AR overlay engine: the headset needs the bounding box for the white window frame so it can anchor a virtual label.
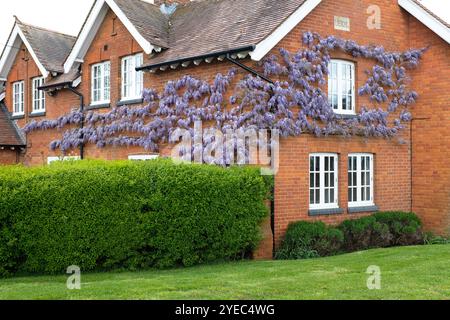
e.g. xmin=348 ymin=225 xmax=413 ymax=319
xmin=91 ymin=61 xmax=110 ymax=105
xmin=128 ymin=154 xmax=159 ymax=161
xmin=32 ymin=76 xmax=45 ymax=113
xmin=47 ymin=156 xmax=81 ymax=165
xmin=12 ymin=81 xmax=24 ymax=116
xmin=309 ymin=153 xmax=339 ymax=210
xmin=328 ymin=59 xmax=356 ymax=115
xmin=348 ymin=153 xmax=374 ymax=207
xmin=121 ymin=53 xmax=143 ymax=101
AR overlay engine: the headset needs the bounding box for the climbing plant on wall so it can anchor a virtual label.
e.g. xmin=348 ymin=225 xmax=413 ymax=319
xmin=24 ymin=32 xmax=426 ymax=161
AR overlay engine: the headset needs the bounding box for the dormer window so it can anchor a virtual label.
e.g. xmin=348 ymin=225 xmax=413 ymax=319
xmin=32 ymin=76 xmax=45 ymax=113
xmin=121 ymin=53 xmax=143 ymax=101
xmin=91 ymin=61 xmax=110 ymax=105
xmin=12 ymin=81 xmax=24 ymax=116
xmin=328 ymin=60 xmax=355 ymax=115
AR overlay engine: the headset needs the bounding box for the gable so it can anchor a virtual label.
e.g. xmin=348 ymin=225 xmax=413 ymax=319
xmin=64 ymin=0 xmax=160 ymax=73
xmin=399 ymin=0 xmax=450 ymax=44
xmin=0 ymin=23 xmax=49 ymax=80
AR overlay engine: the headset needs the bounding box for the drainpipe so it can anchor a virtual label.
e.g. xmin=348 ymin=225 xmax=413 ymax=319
xmin=67 ymin=87 xmax=85 ymax=160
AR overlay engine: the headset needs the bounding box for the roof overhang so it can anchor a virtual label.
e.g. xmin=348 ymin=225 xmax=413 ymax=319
xmin=137 ymin=46 xmax=255 ymax=73
xmin=398 ymin=0 xmax=450 ymax=44
xmin=250 ymin=0 xmax=322 ymax=61
xmin=0 ymin=23 xmax=50 ymax=80
xmin=64 ymin=0 xmax=158 ymax=74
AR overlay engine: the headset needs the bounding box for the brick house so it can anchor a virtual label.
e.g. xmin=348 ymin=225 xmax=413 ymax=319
xmin=0 ymin=0 xmax=448 ymax=255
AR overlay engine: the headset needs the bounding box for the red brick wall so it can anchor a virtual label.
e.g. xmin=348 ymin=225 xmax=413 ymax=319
xmin=0 ymin=149 xmax=19 ymax=165
xmin=4 ymin=43 xmax=80 ymax=166
xmin=408 ymin=16 xmax=450 ymax=236
xmin=4 ymin=1 xmax=445 ymax=247
xmin=270 ymin=0 xmax=413 ymax=245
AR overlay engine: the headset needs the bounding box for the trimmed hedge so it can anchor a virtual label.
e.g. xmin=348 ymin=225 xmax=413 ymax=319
xmin=0 ymin=160 xmax=269 ymax=277
xmin=276 ymin=212 xmax=425 ymax=260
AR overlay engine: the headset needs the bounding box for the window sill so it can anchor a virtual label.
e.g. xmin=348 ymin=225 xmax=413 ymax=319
xmin=87 ymin=103 xmax=111 ymax=110
xmin=11 ymin=114 xmax=25 ymax=120
xmin=336 ymin=114 xmax=357 ymax=119
xmin=348 ymin=205 xmax=379 ymax=214
xmin=309 ymin=207 xmax=344 ymax=216
xmin=29 ymin=112 xmax=46 ymax=118
xmin=116 ymin=98 xmax=143 ymax=107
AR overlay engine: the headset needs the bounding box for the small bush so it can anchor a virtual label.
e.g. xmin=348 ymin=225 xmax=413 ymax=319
xmin=0 ymin=160 xmax=269 ymax=276
xmin=275 ymin=221 xmax=344 ymax=260
xmin=277 ymin=212 xmax=425 ymax=260
xmin=373 ymin=212 xmax=423 ymax=246
xmin=339 ymin=217 xmax=391 ymax=252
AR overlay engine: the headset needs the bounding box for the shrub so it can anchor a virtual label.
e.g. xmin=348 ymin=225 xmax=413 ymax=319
xmin=339 ymin=217 xmax=391 ymax=252
xmin=372 ymin=212 xmax=424 ymax=246
xmin=275 ymin=221 xmax=344 ymax=260
xmin=0 ymin=160 xmax=269 ymax=276
xmin=277 ymin=212 xmax=425 ymax=260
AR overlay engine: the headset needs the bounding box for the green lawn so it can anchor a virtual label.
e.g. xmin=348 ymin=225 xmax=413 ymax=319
xmin=0 ymin=245 xmax=449 ymax=300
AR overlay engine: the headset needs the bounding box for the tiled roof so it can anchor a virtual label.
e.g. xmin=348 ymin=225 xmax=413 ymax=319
xmin=151 ymin=0 xmax=307 ymax=66
xmin=114 ymin=0 xmax=170 ymax=48
xmin=112 ymin=0 xmax=307 ymax=67
xmin=16 ymin=19 xmax=77 ymax=74
xmin=0 ymin=103 xmax=26 ymax=147
xmin=41 ymin=64 xmax=81 ymax=89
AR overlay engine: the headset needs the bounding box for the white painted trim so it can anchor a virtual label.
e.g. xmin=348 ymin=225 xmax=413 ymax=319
xmin=398 ymin=0 xmax=450 ymax=44
xmin=0 ymin=24 xmax=49 ymax=80
xmin=0 ymin=92 xmax=5 ymax=101
xmin=128 ymin=154 xmax=159 ymax=161
xmin=250 ymin=0 xmax=322 ymax=61
xmin=47 ymin=156 xmax=81 ymax=165
xmin=72 ymin=76 xmax=82 ymax=88
xmin=347 ymin=153 xmax=375 ymax=208
xmin=64 ymin=0 xmax=154 ymax=73
xmin=309 ymin=153 xmax=339 ymax=210
xmin=328 ymin=59 xmax=356 ymax=115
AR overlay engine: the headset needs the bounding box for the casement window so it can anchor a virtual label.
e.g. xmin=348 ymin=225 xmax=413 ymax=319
xmin=309 ymin=153 xmax=339 ymax=209
xmin=47 ymin=156 xmax=81 ymax=165
xmin=32 ymin=77 xmax=45 ymax=113
xmin=348 ymin=153 xmax=374 ymax=207
xmin=121 ymin=53 xmax=143 ymax=101
xmin=328 ymin=59 xmax=355 ymax=114
xmin=91 ymin=61 xmax=110 ymax=105
xmin=128 ymin=154 xmax=159 ymax=161
xmin=12 ymin=81 xmax=24 ymax=115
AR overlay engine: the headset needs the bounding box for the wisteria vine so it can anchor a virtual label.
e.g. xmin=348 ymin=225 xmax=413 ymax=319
xmin=24 ymin=32 xmax=426 ymax=159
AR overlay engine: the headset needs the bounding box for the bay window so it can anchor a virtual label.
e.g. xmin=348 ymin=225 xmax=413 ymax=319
xmin=328 ymin=59 xmax=355 ymax=114
xmin=348 ymin=153 xmax=374 ymax=207
xmin=309 ymin=153 xmax=339 ymax=209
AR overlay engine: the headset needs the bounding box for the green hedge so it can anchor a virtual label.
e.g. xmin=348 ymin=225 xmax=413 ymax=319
xmin=275 ymin=221 xmax=344 ymax=260
xmin=0 ymin=160 xmax=269 ymax=276
xmin=276 ymin=212 xmax=424 ymax=260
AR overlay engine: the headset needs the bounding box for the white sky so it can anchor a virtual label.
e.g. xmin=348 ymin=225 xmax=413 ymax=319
xmin=0 ymin=0 xmax=94 ymax=48
xmin=0 ymin=0 xmax=448 ymax=53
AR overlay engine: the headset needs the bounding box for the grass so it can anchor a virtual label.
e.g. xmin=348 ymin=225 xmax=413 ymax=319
xmin=0 ymin=245 xmax=449 ymax=300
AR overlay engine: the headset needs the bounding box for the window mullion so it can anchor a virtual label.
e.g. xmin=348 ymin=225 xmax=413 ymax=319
xmin=356 ymin=155 xmax=362 ymax=203
xmin=319 ymin=156 xmax=325 ymax=206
